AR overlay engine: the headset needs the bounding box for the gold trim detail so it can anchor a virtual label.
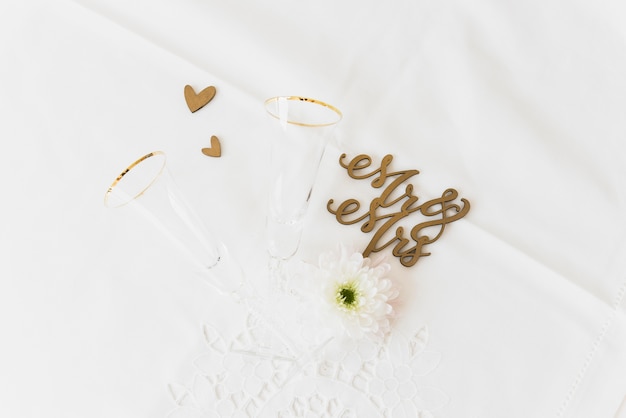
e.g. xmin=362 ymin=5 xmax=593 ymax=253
xmin=264 ymin=96 xmax=343 ymax=127
xmin=104 ymin=151 xmax=166 ymax=208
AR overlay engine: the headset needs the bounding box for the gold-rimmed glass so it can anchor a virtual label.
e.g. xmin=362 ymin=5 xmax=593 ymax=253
xmin=103 ymin=151 xmax=245 ymax=293
xmin=264 ymin=96 xmax=342 ymax=290
xmin=103 ymin=151 xmax=319 ymax=362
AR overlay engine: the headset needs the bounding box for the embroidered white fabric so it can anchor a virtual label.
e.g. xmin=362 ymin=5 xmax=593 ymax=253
xmin=168 ymin=315 xmax=446 ymax=418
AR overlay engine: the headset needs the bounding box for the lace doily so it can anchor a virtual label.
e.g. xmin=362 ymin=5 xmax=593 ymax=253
xmin=167 ymin=313 xmax=448 ymax=418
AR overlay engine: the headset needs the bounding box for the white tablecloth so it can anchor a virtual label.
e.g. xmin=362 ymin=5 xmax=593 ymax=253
xmin=1 ymin=0 xmax=626 ymax=417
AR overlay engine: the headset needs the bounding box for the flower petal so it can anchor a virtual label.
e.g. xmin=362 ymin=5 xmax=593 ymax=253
xmin=316 ymin=245 xmax=398 ymax=340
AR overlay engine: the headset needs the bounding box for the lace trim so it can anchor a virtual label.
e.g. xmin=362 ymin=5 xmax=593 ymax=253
xmin=168 ymin=315 xmax=448 ymax=418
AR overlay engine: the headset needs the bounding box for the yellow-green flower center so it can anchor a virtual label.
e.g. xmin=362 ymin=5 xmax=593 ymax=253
xmin=339 ymin=288 xmax=356 ymax=305
xmin=335 ymin=281 xmax=360 ymax=311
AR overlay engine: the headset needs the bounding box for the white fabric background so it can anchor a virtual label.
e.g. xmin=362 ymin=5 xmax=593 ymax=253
xmin=1 ymin=0 xmax=625 ymax=417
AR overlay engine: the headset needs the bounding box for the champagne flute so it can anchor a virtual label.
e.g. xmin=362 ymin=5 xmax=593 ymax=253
xmin=264 ymin=96 xmax=342 ymax=291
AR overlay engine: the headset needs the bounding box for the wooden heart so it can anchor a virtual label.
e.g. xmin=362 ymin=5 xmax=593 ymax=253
xmin=201 ymin=135 xmax=221 ymax=157
xmin=184 ymin=85 xmax=216 ymax=113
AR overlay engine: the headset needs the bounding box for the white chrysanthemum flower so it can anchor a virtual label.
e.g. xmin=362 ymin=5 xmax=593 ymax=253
xmin=317 ymin=244 xmax=399 ymax=340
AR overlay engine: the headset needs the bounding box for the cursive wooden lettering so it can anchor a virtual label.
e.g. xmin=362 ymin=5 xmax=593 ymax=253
xmin=328 ymin=153 xmax=470 ymax=267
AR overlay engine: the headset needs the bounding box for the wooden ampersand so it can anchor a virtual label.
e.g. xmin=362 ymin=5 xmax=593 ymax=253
xmin=201 ymin=135 xmax=221 ymax=157
xmin=327 ymin=153 xmax=470 ymax=267
xmin=184 ymin=85 xmax=216 ymax=113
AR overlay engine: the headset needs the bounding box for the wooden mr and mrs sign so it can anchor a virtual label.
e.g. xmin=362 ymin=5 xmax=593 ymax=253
xmin=328 ymin=153 xmax=470 ymax=267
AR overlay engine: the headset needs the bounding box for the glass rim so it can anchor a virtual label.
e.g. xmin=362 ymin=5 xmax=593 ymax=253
xmin=104 ymin=151 xmax=167 ymax=208
xmin=264 ymin=96 xmax=343 ymax=127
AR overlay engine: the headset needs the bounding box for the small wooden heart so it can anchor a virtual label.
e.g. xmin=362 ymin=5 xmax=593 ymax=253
xmin=184 ymin=85 xmax=216 ymax=113
xmin=201 ymin=135 xmax=221 ymax=157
